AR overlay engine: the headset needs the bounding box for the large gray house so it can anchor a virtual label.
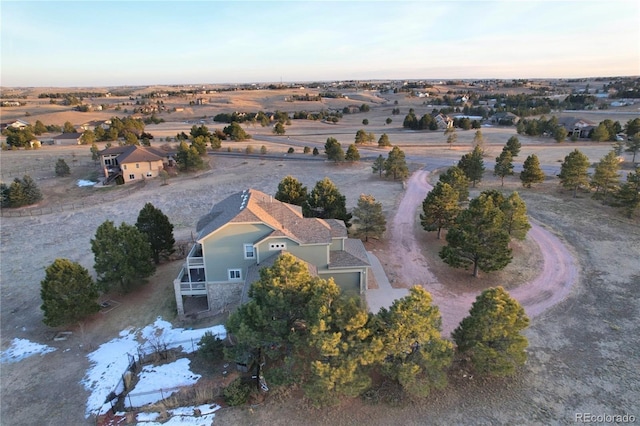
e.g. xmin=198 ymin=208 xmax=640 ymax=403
xmin=173 ymin=189 xmax=370 ymax=318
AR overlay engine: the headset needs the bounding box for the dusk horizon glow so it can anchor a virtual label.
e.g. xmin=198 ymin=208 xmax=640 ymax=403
xmin=2 ymin=1 xmax=639 ymax=88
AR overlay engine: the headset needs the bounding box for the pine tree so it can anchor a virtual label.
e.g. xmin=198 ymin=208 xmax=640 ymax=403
xmin=520 ymin=154 xmax=546 ymax=188
xmin=303 ymin=177 xmax=352 ymax=226
xmin=352 ymin=194 xmax=386 ymax=241
xmin=345 ymin=144 xmax=360 ymax=162
xmin=55 ymin=158 xmax=71 ymax=177
xmin=439 ymin=166 xmax=470 ymax=202
xmin=501 ymin=192 xmax=531 ymax=241
xmin=494 ymin=149 xmax=514 ymax=186
xmin=91 ymin=220 xmax=155 ymax=292
xmin=378 ymin=133 xmax=391 ymax=147
xmin=21 ymin=175 xmax=42 ymax=205
xmin=376 ymin=286 xmax=453 ymax=398
xmin=420 ymin=182 xmax=460 ymax=239
xmin=372 ymin=154 xmax=385 ymax=177
xmin=324 ymin=137 xmax=345 ymax=162
xmin=90 ymin=143 xmax=100 ymax=164
xmin=615 ymin=167 xmax=640 ymax=218
xmin=457 ymin=145 xmax=485 ymax=187
xmin=505 ymin=136 xmax=521 ymax=157
xmin=135 ymin=203 xmax=175 ymax=264
xmin=472 ymin=130 xmax=485 ymax=151
xmin=275 ymin=175 xmax=308 ymax=206
xmin=453 ymin=287 xmax=529 ymax=377
xmin=445 ymin=127 xmax=457 ymax=149
xmin=176 ymin=140 xmax=204 ymax=171
xmin=8 ymin=178 xmax=27 ymax=207
xmin=439 ymin=193 xmax=512 ymax=277
xmin=558 ymin=149 xmax=590 ymax=197
xmin=40 ymin=258 xmax=100 ymax=327
xmin=384 ymin=146 xmax=409 ymax=180
xmin=591 ymin=150 xmax=621 ymax=203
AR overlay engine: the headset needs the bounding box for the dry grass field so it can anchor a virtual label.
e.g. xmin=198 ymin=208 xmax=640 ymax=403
xmin=1 ymin=86 xmax=639 ymax=425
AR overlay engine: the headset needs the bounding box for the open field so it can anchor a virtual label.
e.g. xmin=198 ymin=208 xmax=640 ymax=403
xmin=1 ymin=87 xmax=639 ymax=425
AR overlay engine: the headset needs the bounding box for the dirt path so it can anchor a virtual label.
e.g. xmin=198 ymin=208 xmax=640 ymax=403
xmin=384 ymin=169 xmax=579 ymax=336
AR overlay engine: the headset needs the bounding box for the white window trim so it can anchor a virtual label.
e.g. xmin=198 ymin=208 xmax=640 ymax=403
xmin=228 ymin=269 xmax=242 ymax=280
xmin=269 ymin=242 xmax=286 ymax=250
xmin=244 ymin=244 xmax=255 ymax=259
xmin=129 ymin=174 xmax=135 ymax=180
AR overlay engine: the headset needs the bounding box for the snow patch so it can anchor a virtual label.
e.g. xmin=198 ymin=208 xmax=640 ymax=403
xmin=0 ymin=338 xmax=56 ymax=364
xmin=77 ymin=179 xmax=96 ymax=187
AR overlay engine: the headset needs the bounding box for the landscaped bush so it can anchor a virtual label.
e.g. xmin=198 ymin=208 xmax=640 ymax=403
xmin=197 ymin=331 xmax=224 ymax=362
xmin=223 ymin=377 xmax=252 ymax=406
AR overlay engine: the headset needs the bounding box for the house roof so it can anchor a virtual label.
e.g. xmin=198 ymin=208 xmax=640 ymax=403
xmin=196 ymin=189 xmax=341 ymax=244
xmin=329 ymin=238 xmax=370 ymax=268
xmin=558 ymin=117 xmax=596 ymax=128
xmin=53 ymin=132 xmax=83 ymax=140
xmin=99 ymin=145 xmax=167 ymax=164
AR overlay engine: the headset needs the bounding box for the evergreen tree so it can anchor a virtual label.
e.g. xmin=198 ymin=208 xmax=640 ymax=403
xmin=615 ymin=167 xmax=640 ymax=218
xmin=324 ymin=137 xmax=345 ymax=162
xmin=352 ymin=194 xmax=386 ymax=241
xmin=303 ymin=177 xmax=352 ymax=226
xmin=21 ymin=175 xmax=42 ymax=205
xmin=33 ymin=120 xmax=47 ymax=135
xmin=354 ymin=129 xmax=368 ymax=144
xmin=505 ymin=136 xmax=521 ymax=157
xmin=312 ymin=147 xmax=319 ymax=156
xmin=275 ymin=175 xmax=308 ymax=206
xmin=494 ymin=149 xmax=514 ymax=186
xmin=378 ymin=133 xmax=391 ymax=147
xmin=63 ymin=121 xmax=76 ymax=133
xmin=372 ymin=154 xmax=385 ymax=177
xmin=40 ymin=258 xmax=100 ymax=327
xmin=590 ymin=123 xmax=610 ymax=142
xmin=439 ymin=166 xmax=470 ymax=202
xmin=625 ymin=134 xmax=640 ymax=163
xmin=553 ymin=126 xmax=568 ymax=143
xmin=8 ymin=178 xmax=27 ymax=207
xmin=90 ymin=143 xmax=100 ymax=164
xmin=420 ymin=182 xmax=461 ymax=239
xmin=135 ymin=202 xmax=175 ymax=264
xmin=80 ymin=129 xmax=95 ymax=145
xmin=345 ymin=144 xmax=360 ymax=162
xmin=176 ymin=140 xmax=204 ymax=171
xmin=223 ymin=121 xmax=250 ymax=141
xmin=457 ymin=145 xmax=485 ymax=187
xmin=445 ymin=127 xmax=457 ymax=149
xmin=472 ymin=130 xmax=485 ymax=150
xmin=558 ymin=149 xmax=590 ymax=197
xmin=91 ymin=220 xmax=155 ymax=292
xmin=55 ymin=158 xmax=71 ymax=177
xmin=591 ymin=150 xmax=621 ymax=203
xmin=520 ymin=154 xmax=546 ymax=188
xmin=376 ymin=286 xmax=453 ymax=398
xmin=439 ymin=193 xmax=512 ymax=277
xmin=500 ymin=192 xmax=531 ymax=241
xmin=0 ymin=183 xmax=9 ymax=208
xmin=191 ymin=135 xmax=208 ymax=156
xmin=453 ymin=287 xmax=529 ymax=377
xmin=384 ymin=146 xmax=409 ymax=180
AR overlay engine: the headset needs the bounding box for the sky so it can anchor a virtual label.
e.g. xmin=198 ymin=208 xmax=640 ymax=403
xmin=1 ymin=0 xmax=639 ymax=87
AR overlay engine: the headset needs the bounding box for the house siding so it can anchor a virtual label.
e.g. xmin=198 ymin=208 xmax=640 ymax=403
xmin=122 ymin=160 xmax=163 ymax=183
xmin=320 ymin=270 xmax=361 ymax=295
xmin=201 ymin=223 xmax=272 ymax=281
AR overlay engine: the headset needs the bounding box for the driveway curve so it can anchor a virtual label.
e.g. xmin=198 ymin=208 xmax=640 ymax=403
xmin=379 ymin=168 xmax=579 ymax=336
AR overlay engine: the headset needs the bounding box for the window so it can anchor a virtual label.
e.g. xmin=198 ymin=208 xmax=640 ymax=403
xmin=136 ymin=163 xmax=140 ymax=168
xmin=129 ymin=174 xmax=135 ymax=180
xmin=123 ymin=164 xmax=127 ymax=170
xmin=269 ymin=242 xmax=286 ymax=250
xmin=244 ymin=244 xmax=255 ymax=259
xmin=228 ymin=269 xmax=242 ymax=280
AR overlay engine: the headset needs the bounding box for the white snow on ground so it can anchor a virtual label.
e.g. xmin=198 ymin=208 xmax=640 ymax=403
xmin=77 ymin=316 xmax=225 ymax=418
xmin=131 ymin=404 xmax=220 ymax=425
xmin=77 ymin=179 xmax=97 ymax=187
xmin=0 ymin=338 xmax=56 ymax=363
xmin=127 ymin=358 xmax=201 ymax=407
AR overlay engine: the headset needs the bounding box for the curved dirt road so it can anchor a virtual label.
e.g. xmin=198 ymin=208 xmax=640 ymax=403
xmin=383 ymin=169 xmax=578 ymax=336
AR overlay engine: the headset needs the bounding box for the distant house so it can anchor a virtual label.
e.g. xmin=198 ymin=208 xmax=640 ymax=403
xmin=52 ymin=132 xmax=84 ymax=145
xmin=99 ymin=145 xmax=174 ymax=185
xmin=173 ymin=189 xmax=370 ymax=318
xmin=0 ymin=119 xmax=30 ymax=130
xmin=490 ymin=112 xmax=520 ymax=125
xmin=433 ymin=113 xmax=454 ymax=129
xmin=80 ymin=120 xmax=111 ymax=131
xmin=558 ymin=117 xmax=596 ymax=139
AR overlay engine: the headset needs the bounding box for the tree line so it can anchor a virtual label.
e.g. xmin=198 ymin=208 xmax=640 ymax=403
xmin=220 ymin=253 xmax=529 ymax=407
xmin=39 ymin=203 xmax=175 ymax=327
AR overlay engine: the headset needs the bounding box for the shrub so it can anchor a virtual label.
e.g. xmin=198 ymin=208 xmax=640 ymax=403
xmin=287 ymin=147 xmax=295 ymax=154
xmin=245 ymin=145 xmax=254 ymax=154
xmin=313 ymin=147 xmax=319 ymax=156
xmin=303 ymin=146 xmax=311 ymax=154
xmin=260 ymin=145 xmax=267 ymax=154
xmin=197 ymin=331 xmax=224 ymax=362
xmin=55 ymin=158 xmax=71 ymax=176
xmin=223 ymin=377 xmax=252 ymax=406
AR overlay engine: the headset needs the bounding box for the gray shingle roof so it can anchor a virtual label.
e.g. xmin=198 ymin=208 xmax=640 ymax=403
xmin=329 ymin=238 xmax=370 ymax=268
xmin=99 ymin=145 xmax=167 ymax=164
xmin=196 ymin=189 xmax=341 ymax=244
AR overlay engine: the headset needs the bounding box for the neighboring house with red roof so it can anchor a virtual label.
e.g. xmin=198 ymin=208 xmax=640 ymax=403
xmin=173 ymin=189 xmax=370 ymax=318
xmin=99 ymin=145 xmax=173 ymax=184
